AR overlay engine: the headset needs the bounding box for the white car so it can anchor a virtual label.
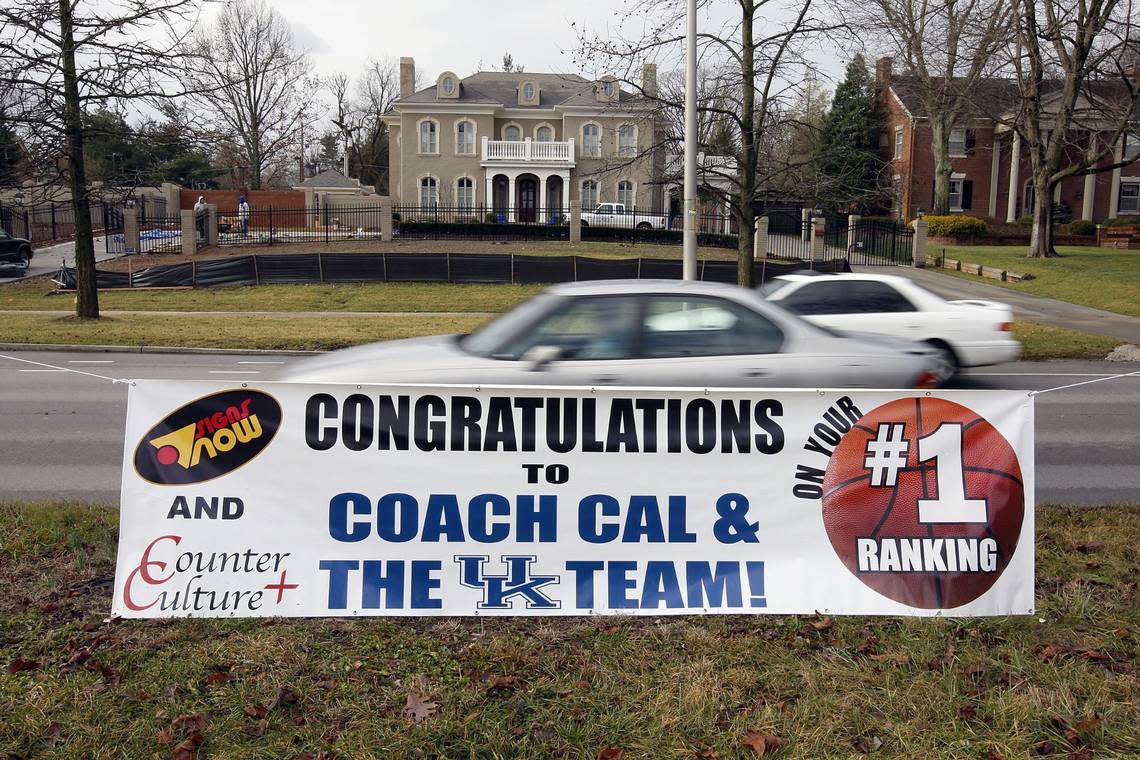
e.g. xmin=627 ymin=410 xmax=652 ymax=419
xmin=759 ymin=272 xmax=1021 ymax=371
xmin=580 ymin=203 xmax=669 ymax=230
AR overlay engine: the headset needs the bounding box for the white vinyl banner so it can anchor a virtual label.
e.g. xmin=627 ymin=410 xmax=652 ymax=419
xmin=113 ymin=381 xmax=1035 ymax=619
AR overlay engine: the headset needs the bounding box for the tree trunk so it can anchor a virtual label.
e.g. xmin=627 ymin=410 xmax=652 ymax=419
xmin=1027 ymin=172 xmax=1059 ymax=258
xmin=736 ymin=203 xmax=755 ymax=288
xmin=58 ymin=0 xmax=98 ymax=319
xmin=930 ymin=119 xmax=952 ymax=215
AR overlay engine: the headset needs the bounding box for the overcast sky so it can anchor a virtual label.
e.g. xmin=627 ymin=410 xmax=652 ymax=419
xmin=244 ymin=0 xmax=853 ymax=89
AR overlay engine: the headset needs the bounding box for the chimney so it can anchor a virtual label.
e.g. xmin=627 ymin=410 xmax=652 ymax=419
xmin=641 ymin=63 xmax=658 ymax=98
xmin=400 ymin=57 xmax=416 ymax=99
xmin=875 ymin=56 xmax=893 ymax=88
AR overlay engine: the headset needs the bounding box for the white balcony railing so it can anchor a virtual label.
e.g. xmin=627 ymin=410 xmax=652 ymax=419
xmin=482 ymin=137 xmax=575 ymax=163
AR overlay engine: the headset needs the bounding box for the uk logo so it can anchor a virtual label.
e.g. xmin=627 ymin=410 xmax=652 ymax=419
xmin=455 ymin=555 xmax=560 ymax=610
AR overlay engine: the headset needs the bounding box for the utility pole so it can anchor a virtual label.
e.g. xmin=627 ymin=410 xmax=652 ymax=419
xmin=682 ymin=0 xmax=698 ymax=280
xmin=298 ymin=110 xmax=305 ymax=183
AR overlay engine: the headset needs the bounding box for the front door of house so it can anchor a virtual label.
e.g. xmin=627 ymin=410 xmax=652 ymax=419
xmin=518 ymin=179 xmax=537 ymax=222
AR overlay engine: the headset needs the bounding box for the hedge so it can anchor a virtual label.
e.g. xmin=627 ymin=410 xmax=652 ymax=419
xmin=924 ymin=215 xmax=988 ymax=238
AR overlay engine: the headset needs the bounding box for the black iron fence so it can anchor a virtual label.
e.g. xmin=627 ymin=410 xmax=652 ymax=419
xmin=580 ymin=208 xmax=737 ymax=247
xmin=214 ymin=204 xmax=385 ymax=247
xmin=0 ymin=200 xmax=121 ymax=245
xmin=824 ymin=218 xmax=914 ymax=266
xmin=52 ymin=252 xmax=850 ymax=290
xmin=395 ymin=204 xmax=570 ymax=242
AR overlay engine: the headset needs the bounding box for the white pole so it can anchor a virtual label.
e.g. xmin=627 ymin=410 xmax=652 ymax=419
xmin=682 ymin=0 xmax=698 ymax=280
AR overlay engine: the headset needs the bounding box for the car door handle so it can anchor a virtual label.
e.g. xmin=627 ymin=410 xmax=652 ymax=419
xmin=743 ymin=369 xmax=769 ymax=378
xmin=592 ymin=375 xmax=621 ymax=384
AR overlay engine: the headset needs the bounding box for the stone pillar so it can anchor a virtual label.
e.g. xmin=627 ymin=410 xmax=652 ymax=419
xmin=810 ymin=216 xmax=826 ymax=260
xmin=570 ymin=200 xmax=582 ymax=243
xmin=380 ymin=196 xmax=393 ymax=242
xmin=124 ymin=207 xmax=140 ymax=255
xmin=753 ymin=216 xmax=768 ymax=259
xmin=911 ymin=217 xmax=928 ymax=268
xmin=801 ymin=207 xmax=812 ymax=242
xmin=1108 ymin=137 xmax=1123 ymax=219
xmin=180 ymin=209 xmax=196 ymax=256
xmin=1006 ymin=132 xmax=1021 ymax=222
xmin=507 ymin=176 xmax=517 ymax=223
xmin=847 ymin=214 xmax=861 ymax=254
xmin=303 ymin=189 xmax=315 ymax=228
xmin=161 ymin=182 xmax=180 ymax=214
xmin=988 ymin=140 xmax=1001 ymax=218
xmin=206 ymin=204 xmax=218 ymax=247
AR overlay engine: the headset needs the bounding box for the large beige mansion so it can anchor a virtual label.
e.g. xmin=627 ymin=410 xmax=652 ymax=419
xmin=385 ymin=58 xmax=665 ymax=219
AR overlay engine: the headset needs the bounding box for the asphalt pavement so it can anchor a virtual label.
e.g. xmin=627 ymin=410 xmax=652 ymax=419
xmin=0 ymin=348 xmax=1136 ymax=506
xmin=0 ymin=235 xmax=114 ymax=284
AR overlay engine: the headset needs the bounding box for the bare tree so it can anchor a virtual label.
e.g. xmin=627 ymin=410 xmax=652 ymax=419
xmin=578 ymin=0 xmax=845 ymax=286
xmin=185 ymin=0 xmax=309 ymax=190
xmin=353 ymin=59 xmax=403 ymax=191
xmin=857 ymin=0 xmax=1013 ymax=214
xmin=0 ymin=0 xmax=202 ymax=318
xmin=996 ymin=0 xmax=1138 ymax=257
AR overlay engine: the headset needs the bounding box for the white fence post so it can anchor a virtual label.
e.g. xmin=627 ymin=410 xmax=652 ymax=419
xmin=810 ymin=217 xmax=826 ymax=261
xmin=753 ymin=216 xmax=768 ymax=259
xmin=847 ymin=214 xmax=860 ymax=255
xmin=911 ymin=217 xmax=928 ymax=268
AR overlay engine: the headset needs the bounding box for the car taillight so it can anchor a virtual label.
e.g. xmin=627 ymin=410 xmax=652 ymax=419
xmin=913 ymin=371 xmax=941 ymax=389
xmin=998 ymin=322 xmax=1012 ymax=332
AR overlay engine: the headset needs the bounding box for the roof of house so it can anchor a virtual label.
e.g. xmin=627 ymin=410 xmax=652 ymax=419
xmin=395 ymin=71 xmax=642 ymax=109
xmin=889 ymin=74 xmax=1138 ymax=120
xmin=297 ymin=169 xmax=359 ymax=189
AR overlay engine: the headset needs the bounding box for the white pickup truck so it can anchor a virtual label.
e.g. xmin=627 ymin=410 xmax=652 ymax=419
xmin=580 ymin=203 xmax=670 ymax=230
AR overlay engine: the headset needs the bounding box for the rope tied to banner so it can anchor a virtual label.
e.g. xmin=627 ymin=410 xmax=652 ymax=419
xmin=1027 ymin=368 xmax=1140 ymax=396
xmin=0 ymin=353 xmax=133 ymax=385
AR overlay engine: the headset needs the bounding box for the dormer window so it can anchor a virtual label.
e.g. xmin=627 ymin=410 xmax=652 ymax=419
xmin=596 ymin=76 xmax=619 ymax=103
xmin=437 ymin=71 xmax=460 ymax=99
xmin=517 ymin=79 xmax=540 ymax=106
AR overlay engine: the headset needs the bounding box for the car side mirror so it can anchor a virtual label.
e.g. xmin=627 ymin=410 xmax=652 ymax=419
xmin=522 ymin=345 xmax=562 ymax=371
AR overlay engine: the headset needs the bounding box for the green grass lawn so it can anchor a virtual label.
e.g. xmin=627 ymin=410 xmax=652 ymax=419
xmin=1 ymin=501 xmax=1137 ymax=759
xmin=933 ymin=245 xmax=1140 ymax=318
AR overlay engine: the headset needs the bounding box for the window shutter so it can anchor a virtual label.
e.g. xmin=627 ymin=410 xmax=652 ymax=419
xmin=962 ymin=180 xmax=973 ymax=210
xmin=965 ymin=129 xmax=976 ymax=156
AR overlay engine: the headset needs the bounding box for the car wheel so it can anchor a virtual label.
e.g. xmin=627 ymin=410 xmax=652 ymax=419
xmin=636 ymin=222 xmax=652 ymax=230
xmin=18 ymin=248 xmax=31 ymax=270
xmin=926 ymin=340 xmax=959 ymax=381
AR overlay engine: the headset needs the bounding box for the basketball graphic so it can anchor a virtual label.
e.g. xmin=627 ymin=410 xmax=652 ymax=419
xmin=821 ymin=398 xmax=1024 ymax=609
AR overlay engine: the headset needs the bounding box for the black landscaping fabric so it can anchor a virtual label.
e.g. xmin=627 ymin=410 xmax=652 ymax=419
xmin=52 ymin=253 xmax=849 ymax=290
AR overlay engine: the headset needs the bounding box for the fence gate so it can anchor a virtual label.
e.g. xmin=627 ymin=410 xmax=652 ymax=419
xmin=844 ymin=219 xmax=914 ymax=266
xmin=104 ymin=206 xmax=125 ymax=255
xmin=764 ymin=208 xmax=813 ymax=259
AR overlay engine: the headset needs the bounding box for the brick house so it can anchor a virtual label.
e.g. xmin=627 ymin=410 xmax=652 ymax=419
xmin=877 ymin=57 xmax=1140 ymax=222
xmin=384 ymin=58 xmax=665 ymax=219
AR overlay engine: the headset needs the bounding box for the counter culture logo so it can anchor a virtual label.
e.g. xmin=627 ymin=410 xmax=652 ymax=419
xmin=134 ymin=390 xmax=282 ymax=485
xmin=821 ymin=398 xmax=1024 ymax=609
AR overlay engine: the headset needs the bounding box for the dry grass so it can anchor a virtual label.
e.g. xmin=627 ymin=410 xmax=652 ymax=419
xmin=1 ymin=502 xmax=1138 ymax=759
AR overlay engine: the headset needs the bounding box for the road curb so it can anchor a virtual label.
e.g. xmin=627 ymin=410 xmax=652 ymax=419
xmin=0 ymin=342 xmax=322 ymax=356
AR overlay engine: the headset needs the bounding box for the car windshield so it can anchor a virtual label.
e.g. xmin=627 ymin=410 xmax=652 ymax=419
xmin=459 ymin=294 xmax=558 ymax=357
xmin=756 ymin=279 xmax=790 ymax=298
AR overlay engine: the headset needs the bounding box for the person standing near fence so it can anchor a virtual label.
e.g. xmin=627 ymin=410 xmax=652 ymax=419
xmin=193 ymin=196 xmax=207 ymax=241
xmin=238 ymin=196 xmax=250 ymax=236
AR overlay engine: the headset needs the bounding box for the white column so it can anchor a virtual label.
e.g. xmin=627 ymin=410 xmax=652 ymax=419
xmin=539 ymin=175 xmax=548 ymax=221
xmin=485 ymin=173 xmax=493 ymax=215
xmin=988 ymin=135 xmax=1000 ymax=218
xmin=507 ymin=175 xmax=517 ymax=223
xmin=1108 ymin=136 xmax=1123 ymax=219
xmin=722 ymin=198 xmax=732 ymax=235
xmin=1082 ymin=134 xmax=1097 ymax=221
xmin=524 ymin=137 xmax=532 ymax=161
xmin=561 ymin=171 xmax=571 ymax=214
xmin=1006 ymin=132 xmax=1021 ymax=223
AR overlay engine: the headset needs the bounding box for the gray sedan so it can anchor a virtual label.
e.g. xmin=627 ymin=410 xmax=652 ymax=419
xmin=283 ymin=280 xmax=948 ymax=388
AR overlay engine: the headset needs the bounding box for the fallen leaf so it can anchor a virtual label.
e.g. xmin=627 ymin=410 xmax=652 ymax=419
xmin=869 ymin=653 xmax=911 ymax=666
xmin=171 ymin=730 xmax=204 ymax=760
xmin=462 ymin=710 xmax=480 ymax=723
xmin=853 ymin=735 xmax=883 ymax=753
xmin=1034 ymin=740 xmax=1055 ymax=755
xmin=1038 ymin=644 xmax=1063 ymax=661
xmin=809 ymin=616 xmax=834 ymax=632
xmin=597 ymin=749 xmax=625 ymax=760
xmin=157 ymin=728 xmax=175 ymax=744
xmin=1074 ymin=715 xmax=1101 ymax=734
xmin=42 ymin=722 xmax=64 ymax=746
xmin=987 ymin=751 xmax=1006 ymax=760
xmin=241 ymin=719 xmax=268 ymax=737
xmin=957 ymin=704 xmax=978 ymax=720
xmin=695 ymin=747 xmax=721 ymax=758
xmin=271 ymin=686 xmax=299 ymax=709
xmin=170 ymin=713 xmax=206 ymax=733
xmin=244 ymin=703 xmax=269 ymax=720
xmin=743 ymin=731 xmax=784 ymax=756
xmin=487 ymin=675 xmax=522 ymax=695
xmin=575 ymin=679 xmax=591 ymax=689
xmin=7 ymin=658 xmax=40 ymax=674
xmin=205 ymin=671 xmax=228 ymax=687
xmin=315 ymin=679 xmax=336 ymax=690
xmin=402 ymin=692 xmax=439 ymax=724
xmin=1075 ymin=649 xmax=1110 ymax=662
xmin=1067 ymin=749 xmax=1093 ymax=760
xmin=1075 ymin=542 xmax=1104 ymax=554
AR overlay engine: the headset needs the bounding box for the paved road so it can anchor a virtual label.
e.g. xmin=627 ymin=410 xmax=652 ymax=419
xmin=0 ymin=349 xmax=1136 ymax=505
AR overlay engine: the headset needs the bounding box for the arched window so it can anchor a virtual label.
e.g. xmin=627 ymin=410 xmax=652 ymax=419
xmin=536 ymin=125 xmax=554 ymax=142
xmin=456 ymin=177 xmax=474 ymax=210
xmin=442 ymin=77 xmax=455 ymax=95
xmin=582 ymin=124 xmax=601 ymax=157
xmin=581 ymin=180 xmax=599 ymax=210
xmin=617 ymin=181 xmax=634 ymax=209
xmin=503 ymin=124 xmax=522 ymax=141
xmin=618 ymin=125 xmax=637 ymax=157
xmin=524 ymin=83 xmax=535 ymax=100
xmin=420 ymin=176 xmax=438 ymax=207
xmin=418 ymin=120 xmax=438 ymax=154
xmin=456 ymin=121 xmax=475 ymax=154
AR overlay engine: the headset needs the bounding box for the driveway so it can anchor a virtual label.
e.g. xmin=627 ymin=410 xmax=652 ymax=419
xmin=0 ymin=235 xmax=116 ymax=284
xmin=855 ymin=264 xmax=1140 ymax=344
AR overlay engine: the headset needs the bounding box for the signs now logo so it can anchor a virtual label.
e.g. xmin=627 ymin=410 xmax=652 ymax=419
xmin=134 ymin=390 xmax=282 ymax=485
